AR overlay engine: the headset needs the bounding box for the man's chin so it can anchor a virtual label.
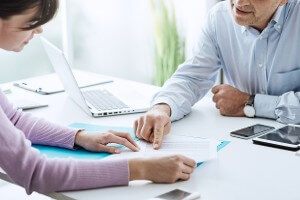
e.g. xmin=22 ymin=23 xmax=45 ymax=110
xmin=233 ymin=16 xmax=252 ymax=27
xmin=12 ymin=46 xmax=25 ymax=52
xmin=231 ymin=9 xmax=254 ymax=27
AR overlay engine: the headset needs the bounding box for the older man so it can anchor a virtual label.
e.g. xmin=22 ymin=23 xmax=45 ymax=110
xmin=135 ymin=0 xmax=300 ymax=149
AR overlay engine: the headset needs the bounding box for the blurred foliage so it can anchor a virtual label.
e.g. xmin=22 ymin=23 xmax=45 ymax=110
xmin=151 ymin=0 xmax=185 ymax=86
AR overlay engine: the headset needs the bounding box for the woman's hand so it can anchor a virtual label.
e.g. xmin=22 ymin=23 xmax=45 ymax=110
xmin=75 ymin=130 xmax=140 ymax=153
xmin=129 ymin=155 xmax=196 ymax=183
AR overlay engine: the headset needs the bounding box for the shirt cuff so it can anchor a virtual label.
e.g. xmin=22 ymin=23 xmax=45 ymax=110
xmin=151 ymin=97 xmax=179 ymax=122
xmin=72 ymin=129 xmax=85 ymax=150
xmin=254 ymin=94 xmax=279 ymax=119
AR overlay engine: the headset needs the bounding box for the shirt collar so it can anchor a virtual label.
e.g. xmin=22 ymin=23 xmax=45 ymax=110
xmin=241 ymin=26 xmax=248 ymax=33
xmin=240 ymin=5 xmax=285 ymax=34
xmin=272 ymin=6 xmax=283 ymax=24
xmin=272 ymin=6 xmax=284 ymax=33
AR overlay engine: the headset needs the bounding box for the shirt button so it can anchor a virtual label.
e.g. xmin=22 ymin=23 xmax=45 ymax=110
xmin=277 ymin=25 xmax=281 ymax=29
xmin=258 ymin=64 xmax=263 ymax=68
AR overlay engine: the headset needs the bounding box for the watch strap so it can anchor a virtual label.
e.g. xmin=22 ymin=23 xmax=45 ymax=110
xmin=246 ymin=95 xmax=255 ymax=106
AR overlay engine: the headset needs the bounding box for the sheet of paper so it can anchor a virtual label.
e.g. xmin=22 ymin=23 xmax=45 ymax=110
xmin=105 ymin=135 xmax=219 ymax=163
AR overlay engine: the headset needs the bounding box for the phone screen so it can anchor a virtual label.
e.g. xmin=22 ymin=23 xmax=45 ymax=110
xmin=155 ymin=189 xmax=191 ymax=200
xmin=231 ymin=124 xmax=274 ymax=138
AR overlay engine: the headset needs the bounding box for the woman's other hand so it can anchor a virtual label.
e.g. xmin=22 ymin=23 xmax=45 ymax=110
xmin=129 ymin=155 xmax=196 ymax=183
xmin=75 ymin=130 xmax=140 ymax=153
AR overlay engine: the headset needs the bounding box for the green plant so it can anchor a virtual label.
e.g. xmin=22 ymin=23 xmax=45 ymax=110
xmin=151 ymin=0 xmax=186 ymax=86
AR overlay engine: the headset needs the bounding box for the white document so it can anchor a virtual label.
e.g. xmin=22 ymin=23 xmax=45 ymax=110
xmin=4 ymin=89 xmax=48 ymax=110
xmin=105 ymin=135 xmax=219 ymax=163
xmin=11 ymin=99 xmax=48 ymax=110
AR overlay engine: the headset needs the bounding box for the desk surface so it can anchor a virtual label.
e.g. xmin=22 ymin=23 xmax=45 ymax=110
xmin=1 ymin=72 xmax=299 ymax=200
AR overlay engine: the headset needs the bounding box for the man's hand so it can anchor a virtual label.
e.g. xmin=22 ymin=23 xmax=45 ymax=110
xmin=129 ymin=155 xmax=196 ymax=183
xmin=134 ymin=104 xmax=171 ymax=150
xmin=212 ymin=84 xmax=250 ymax=116
xmin=75 ymin=130 xmax=140 ymax=153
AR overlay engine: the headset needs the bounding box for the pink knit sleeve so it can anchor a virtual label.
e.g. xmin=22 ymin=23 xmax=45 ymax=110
xmin=0 ymin=91 xmax=77 ymax=149
xmin=0 ymin=93 xmax=129 ymax=194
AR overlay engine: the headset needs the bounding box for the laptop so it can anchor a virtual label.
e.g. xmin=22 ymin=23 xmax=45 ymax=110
xmin=40 ymin=37 xmax=149 ymax=117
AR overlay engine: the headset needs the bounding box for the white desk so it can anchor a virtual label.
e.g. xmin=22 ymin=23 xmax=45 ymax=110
xmin=1 ymin=72 xmax=299 ymax=200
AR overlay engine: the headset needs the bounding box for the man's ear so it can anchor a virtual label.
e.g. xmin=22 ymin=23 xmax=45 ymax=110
xmin=279 ymin=0 xmax=288 ymax=6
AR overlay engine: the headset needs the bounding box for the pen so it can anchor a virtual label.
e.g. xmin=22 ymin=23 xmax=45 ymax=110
xmin=14 ymin=82 xmax=39 ymax=92
xmin=13 ymin=83 xmax=47 ymax=94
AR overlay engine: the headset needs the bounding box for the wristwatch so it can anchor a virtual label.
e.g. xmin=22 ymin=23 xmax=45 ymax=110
xmin=243 ymin=95 xmax=256 ymax=118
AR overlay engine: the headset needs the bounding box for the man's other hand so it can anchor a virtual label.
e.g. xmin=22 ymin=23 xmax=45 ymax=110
xmin=212 ymin=84 xmax=250 ymax=116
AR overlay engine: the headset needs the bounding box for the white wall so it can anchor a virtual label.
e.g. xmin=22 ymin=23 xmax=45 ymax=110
xmin=0 ymin=0 xmax=210 ymax=84
xmin=71 ymin=0 xmax=208 ymax=84
xmin=70 ymin=0 xmax=154 ymax=84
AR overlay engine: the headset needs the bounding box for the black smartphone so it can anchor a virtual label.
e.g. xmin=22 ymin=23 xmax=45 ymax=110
xmin=230 ymin=124 xmax=275 ymax=139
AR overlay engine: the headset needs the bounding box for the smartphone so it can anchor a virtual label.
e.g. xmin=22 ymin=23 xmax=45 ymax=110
xmin=230 ymin=124 xmax=275 ymax=139
xmin=150 ymin=189 xmax=200 ymax=200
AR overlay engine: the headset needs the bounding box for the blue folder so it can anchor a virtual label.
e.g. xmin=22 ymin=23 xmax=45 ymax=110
xmin=33 ymin=123 xmax=230 ymax=165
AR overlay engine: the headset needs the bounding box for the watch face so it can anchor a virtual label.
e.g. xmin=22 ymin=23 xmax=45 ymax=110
xmin=244 ymin=105 xmax=255 ymax=117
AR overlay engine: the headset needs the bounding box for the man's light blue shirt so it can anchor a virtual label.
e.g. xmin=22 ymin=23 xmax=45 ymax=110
xmin=152 ymin=0 xmax=300 ymax=124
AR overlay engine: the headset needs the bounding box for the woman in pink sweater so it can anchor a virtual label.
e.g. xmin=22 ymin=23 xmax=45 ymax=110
xmin=0 ymin=0 xmax=196 ymax=195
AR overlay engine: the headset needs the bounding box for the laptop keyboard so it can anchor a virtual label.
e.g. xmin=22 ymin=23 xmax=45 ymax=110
xmin=83 ymin=89 xmax=129 ymax=111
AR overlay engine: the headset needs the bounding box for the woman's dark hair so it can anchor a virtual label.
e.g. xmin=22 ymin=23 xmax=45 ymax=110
xmin=0 ymin=0 xmax=58 ymax=30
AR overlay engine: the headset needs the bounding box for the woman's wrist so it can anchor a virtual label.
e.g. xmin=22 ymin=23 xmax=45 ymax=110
xmin=74 ymin=130 xmax=86 ymax=147
xmin=128 ymin=158 xmax=147 ymax=181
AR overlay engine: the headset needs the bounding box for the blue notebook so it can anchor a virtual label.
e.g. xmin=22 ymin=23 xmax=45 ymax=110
xmin=33 ymin=123 xmax=230 ymax=164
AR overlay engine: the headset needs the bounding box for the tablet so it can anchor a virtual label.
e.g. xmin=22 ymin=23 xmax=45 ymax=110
xmin=253 ymin=126 xmax=300 ymax=150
